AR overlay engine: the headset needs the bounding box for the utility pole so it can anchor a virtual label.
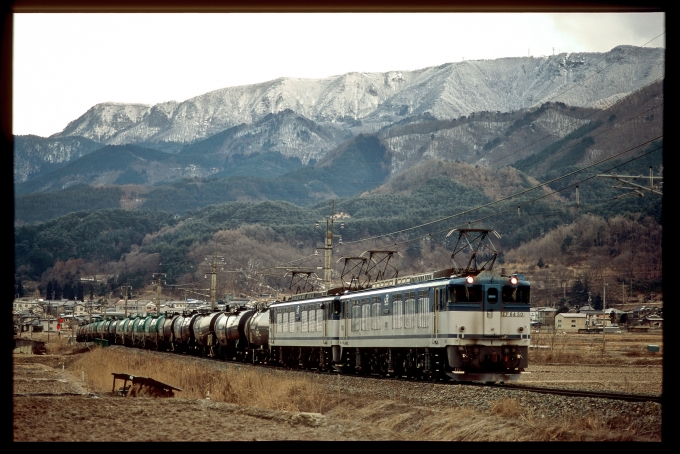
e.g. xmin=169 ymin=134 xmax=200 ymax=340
xmin=622 ymin=282 xmax=626 ymax=306
xmin=315 ymin=200 xmax=344 ymax=291
xmin=47 ymin=300 xmax=52 ymax=343
xmin=204 ymin=255 xmax=225 ymax=310
xmin=121 ymin=282 xmax=132 ymax=317
xmin=153 ymin=264 xmax=167 ymax=316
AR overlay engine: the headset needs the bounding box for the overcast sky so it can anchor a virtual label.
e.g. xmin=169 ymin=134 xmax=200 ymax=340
xmin=13 ymin=12 xmax=665 ymax=137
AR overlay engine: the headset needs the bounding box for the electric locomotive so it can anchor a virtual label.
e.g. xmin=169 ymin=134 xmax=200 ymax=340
xmin=267 ymin=267 xmax=530 ymax=382
xmin=77 ymin=229 xmax=530 ymax=383
xmin=254 ymin=228 xmax=530 ymax=382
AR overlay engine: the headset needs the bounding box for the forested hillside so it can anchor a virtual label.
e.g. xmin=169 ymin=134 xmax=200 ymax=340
xmin=14 ymin=147 xmax=661 ymax=304
xmin=13 ymin=72 xmax=663 ymax=305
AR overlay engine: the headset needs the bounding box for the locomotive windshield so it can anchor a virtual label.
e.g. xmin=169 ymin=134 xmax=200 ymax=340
xmin=447 ymin=285 xmax=483 ymax=303
xmin=502 ymin=285 xmax=530 ymax=303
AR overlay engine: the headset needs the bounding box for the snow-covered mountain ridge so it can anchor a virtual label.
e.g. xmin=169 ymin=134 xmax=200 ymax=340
xmin=51 ymin=46 xmax=664 ymax=146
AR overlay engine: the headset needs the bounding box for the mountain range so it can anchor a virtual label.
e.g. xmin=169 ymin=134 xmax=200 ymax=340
xmin=14 ymin=46 xmax=665 ymax=223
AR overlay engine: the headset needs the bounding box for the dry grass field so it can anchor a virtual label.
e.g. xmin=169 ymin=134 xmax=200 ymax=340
xmin=529 ymin=328 xmax=663 ymax=366
xmin=13 ymin=330 xmax=664 ymax=441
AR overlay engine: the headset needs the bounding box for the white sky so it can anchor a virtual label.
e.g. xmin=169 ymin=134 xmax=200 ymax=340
xmin=13 ymin=12 xmax=665 ymax=137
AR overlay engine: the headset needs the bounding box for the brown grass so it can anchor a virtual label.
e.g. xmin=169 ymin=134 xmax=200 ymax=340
xmin=490 ymin=397 xmax=523 ymax=418
xmin=43 ymin=335 xmax=84 ymax=355
xmin=60 ymin=347 xmax=660 ymax=441
xmin=529 ymin=329 xmax=663 ymax=365
xmin=68 ymin=347 xmax=341 ymax=413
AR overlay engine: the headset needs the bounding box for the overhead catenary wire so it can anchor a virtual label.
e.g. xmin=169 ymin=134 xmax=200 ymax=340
xmin=193 ymin=39 xmax=665 ymax=247
xmin=381 ymin=142 xmax=662 ymax=249
xmin=340 ymin=40 xmax=665 ymax=246
xmin=491 ymin=97 xmax=663 ymax=168
xmin=342 ymin=134 xmax=661 ymax=247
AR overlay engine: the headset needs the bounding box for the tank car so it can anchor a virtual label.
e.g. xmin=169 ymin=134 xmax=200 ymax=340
xmin=193 ymin=311 xmax=223 ymax=356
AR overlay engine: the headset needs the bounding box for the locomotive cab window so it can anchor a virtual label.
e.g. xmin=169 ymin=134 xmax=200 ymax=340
xmin=447 ymin=285 xmax=483 ymax=303
xmin=502 ymin=286 xmax=531 ymax=303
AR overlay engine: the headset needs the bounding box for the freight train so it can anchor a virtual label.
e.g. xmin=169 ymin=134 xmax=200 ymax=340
xmin=77 ymin=229 xmax=531 ymax=383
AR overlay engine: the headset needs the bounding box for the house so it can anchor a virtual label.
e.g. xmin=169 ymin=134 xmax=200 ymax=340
xmin=114 ymin=299 xmax=153 ymax=315
xmin=604 ymin=308 xmax=625 ymax=320
xmin=555 ymin=313 xmax=587 ymax=333
xmin=12 ymin=298 xmax=42 ymax=312
xmin=535 ymin=307 xmax=558 ymax=326
xmin=628 ymin=306 xmax=661 ymax=326
xmin=164 ymin=300 xmax=188 ymax=310
xmin=37 ymin=317 xmax=60 ymax=332
xmin=73 ymin=303 xmax=87 ymax=317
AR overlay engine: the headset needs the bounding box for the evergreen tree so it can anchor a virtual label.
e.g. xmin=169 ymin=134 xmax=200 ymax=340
xmin=15 ymin=279 xmax=24 ymax=298
xmin=52 ymin=281 xmax=62 ymax=300
xmin=63 ymin=282 xmax=74 ymax=300
xmin=592 ymin=294 xmax=603 ymax=311
xmin=77 ymin=282 xmax=84 ymax=302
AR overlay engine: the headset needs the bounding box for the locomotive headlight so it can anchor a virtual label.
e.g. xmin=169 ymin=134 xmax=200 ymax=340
xmin=459 ymin=326 xmax=465 ymax=332
xmin=466 ymin=276 xmax=474 ymax=284
xmin=518 ymin=326 xmax=524 ymax=333
xmin=510 ymin=276 xmax=518 ymax=285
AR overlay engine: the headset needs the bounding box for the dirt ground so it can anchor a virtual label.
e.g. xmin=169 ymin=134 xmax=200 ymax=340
xmin=12 ymin=330 xmax=664 ymax=441
xmin=12 ymin=355 xmax=411 ymax=441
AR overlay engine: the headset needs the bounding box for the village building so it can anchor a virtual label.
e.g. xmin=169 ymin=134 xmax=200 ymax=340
xmin=12 ymin=298 xmax=42 ymax=313
xmin=555 ymin=313 xmax=587 ymax=333
xmin=534 ymin=307 xmax=558 ymax=327
xmin=112 ymin=299 xmax=157 ymax=315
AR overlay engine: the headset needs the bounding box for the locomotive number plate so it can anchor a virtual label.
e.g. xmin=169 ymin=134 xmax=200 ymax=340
xmin=501 ymin=312 xmax=524 ymax=317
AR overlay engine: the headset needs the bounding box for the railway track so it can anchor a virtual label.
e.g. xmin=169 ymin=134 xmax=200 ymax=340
xmin=103 ymin=345 xmax=663 ymax=404
xmin=473 ymin=382 xmax=662 ymax=403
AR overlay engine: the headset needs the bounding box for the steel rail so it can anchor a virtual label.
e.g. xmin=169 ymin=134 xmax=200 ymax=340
xmin=102 ymin=345 xmax=661 ymax=403
xmin=473 ymin=382 xmax=662 ymax=403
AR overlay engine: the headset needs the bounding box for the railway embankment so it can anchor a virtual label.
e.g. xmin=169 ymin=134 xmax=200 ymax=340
xmin=13 ymin=344 xmax=662 ymax=441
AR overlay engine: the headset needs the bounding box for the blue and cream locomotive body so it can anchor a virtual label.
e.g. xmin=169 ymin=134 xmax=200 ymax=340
xmin=269 ymin=268 xmax=530 ymax=382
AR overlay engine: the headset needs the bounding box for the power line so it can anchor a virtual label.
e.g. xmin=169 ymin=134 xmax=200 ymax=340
xmin=342 ymin=135 xmax=661 ymax=247
xmin=378 ymin=143 xmax=662 ymax=249
xmin=492 ymin=98 xmax=663 ymax=168
xmin=252 ymin=138 xmax=662 ymax=276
